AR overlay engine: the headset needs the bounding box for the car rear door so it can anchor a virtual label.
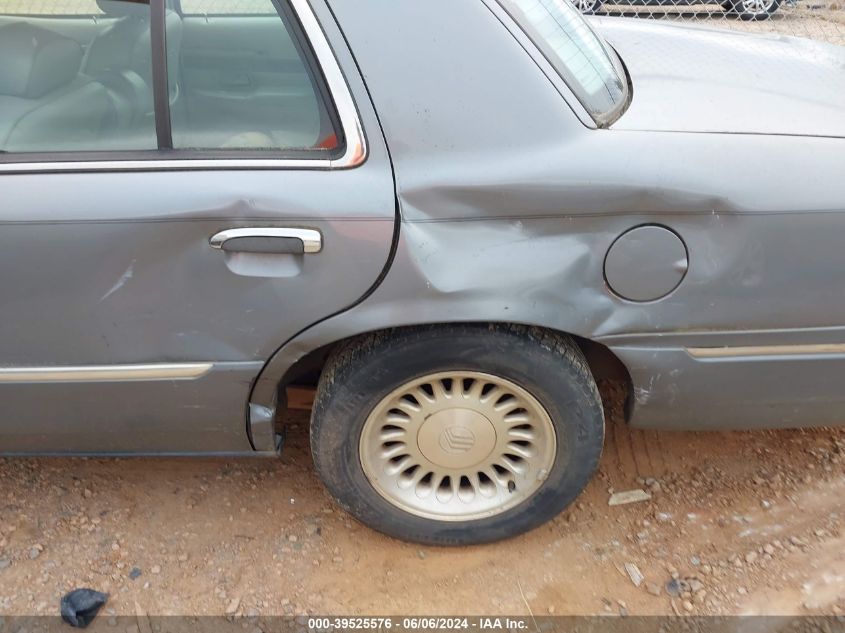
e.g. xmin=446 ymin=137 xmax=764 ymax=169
xmin=0 ymin=0 xmax=395 ymax=454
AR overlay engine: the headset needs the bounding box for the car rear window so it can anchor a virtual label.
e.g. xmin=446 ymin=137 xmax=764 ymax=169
xmin=497 ymin=0 xmax=627 ymax=125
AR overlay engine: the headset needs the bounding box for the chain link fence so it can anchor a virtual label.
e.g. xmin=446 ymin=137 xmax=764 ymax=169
xmin=576 ymin=0 xmax=845 ymax=45
xmin=210 ymin=0 xmax=845 ymax=48
xmin=3 ymin=0 xmax=844 ymax=47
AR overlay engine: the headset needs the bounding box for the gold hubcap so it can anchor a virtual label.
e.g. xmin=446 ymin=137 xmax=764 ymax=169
xmin=417 ymin=408 xmax=497 ymax=469
xmin=359 ymin=371 xmax=557 ymax=521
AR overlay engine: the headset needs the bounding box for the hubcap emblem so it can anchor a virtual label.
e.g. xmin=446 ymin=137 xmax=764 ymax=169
xmin=438 ymin=426 xmax=476 ymax=454
xmin=417 ymin=408 xmax=497 ymax=469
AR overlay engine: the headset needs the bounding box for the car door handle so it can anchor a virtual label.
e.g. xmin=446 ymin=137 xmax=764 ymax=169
xmin=209 ymin=228 xmax=322 ymax=255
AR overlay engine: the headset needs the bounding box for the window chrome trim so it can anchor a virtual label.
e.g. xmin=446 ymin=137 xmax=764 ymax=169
xmin=0 ymin=363 xmax=213 ymax=383
xmin=0 ymin=0 xmax=366 ymax=174
xmin=289 ymin=0 xmax=367 ymax=168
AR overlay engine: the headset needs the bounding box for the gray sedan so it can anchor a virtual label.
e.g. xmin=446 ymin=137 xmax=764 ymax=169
xmin=1 ymin=0 xmax=843 ymax=545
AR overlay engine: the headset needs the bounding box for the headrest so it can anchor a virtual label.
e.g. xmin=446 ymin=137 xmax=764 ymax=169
xmin=0 ymin=23 xmax=83 ymax=98
xmin=96 ymin=0 xmax=150 ymax=17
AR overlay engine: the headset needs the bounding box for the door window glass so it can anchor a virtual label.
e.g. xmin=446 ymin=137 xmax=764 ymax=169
xmin=169 ymin=0 xmax=341 ymax=152
xmin=0 ymin=0 xmax=157 ymax=152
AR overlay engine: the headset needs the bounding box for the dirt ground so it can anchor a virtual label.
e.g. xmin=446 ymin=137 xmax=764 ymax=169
xmin=1 ymin=381 xmax=843 ymax=618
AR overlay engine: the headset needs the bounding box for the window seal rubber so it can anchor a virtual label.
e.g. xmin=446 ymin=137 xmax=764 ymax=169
xmin=150 ymin=0 xmax=173 ymax=149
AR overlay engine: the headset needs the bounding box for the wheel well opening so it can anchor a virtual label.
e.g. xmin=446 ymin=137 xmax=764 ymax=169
xmin=570 ymin=333 xmax=635 ymax=424
xmin=275 ymin=324 xmax=634 ymax=424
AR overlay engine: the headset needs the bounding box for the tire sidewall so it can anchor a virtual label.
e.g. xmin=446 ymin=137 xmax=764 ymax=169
xmin=310 ymin=326 xmax=604 ymax=545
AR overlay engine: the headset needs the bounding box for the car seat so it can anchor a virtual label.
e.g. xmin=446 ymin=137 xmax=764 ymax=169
xmin=0 ymin=22 xmax=115 ymax=152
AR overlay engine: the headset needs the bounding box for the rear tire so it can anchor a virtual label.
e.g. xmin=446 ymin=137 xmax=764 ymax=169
xmin=310 ymin=324 xmax=605 ymax=545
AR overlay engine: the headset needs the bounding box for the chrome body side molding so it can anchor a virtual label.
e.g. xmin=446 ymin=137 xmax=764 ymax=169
xmin=686 ymin=343 xmax=845 ymax=359
xmin=0 ymin=363 xmax=214 ymax=383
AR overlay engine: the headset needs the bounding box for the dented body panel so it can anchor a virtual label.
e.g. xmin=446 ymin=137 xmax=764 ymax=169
xmin=0 ymin=0 xmax=396 ymax=454
xmin=252 ymin=0 xmax=845 ymax=448
xmin=0 ymin=172 xmax=395 ymax=454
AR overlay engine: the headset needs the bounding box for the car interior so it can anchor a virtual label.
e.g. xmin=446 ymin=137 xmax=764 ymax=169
xmin=0 ymin=0 xmax=340 ymax=154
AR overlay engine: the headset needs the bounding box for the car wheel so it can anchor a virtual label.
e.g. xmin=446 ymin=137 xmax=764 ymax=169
xmin=573 ymin=0 xmax=603 ymax=14
xmin=731 ymin=0 xmax=780 ymax=19
xmin=310 ymin=324 xmax=605 ymax=545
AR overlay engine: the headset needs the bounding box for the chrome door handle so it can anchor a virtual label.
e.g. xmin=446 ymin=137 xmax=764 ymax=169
xmin=209 ymin=228 xmax=322 ymax=255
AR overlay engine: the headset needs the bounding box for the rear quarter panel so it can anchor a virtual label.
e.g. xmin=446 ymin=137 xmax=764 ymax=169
xmin=256 ymin=0 xmax=845 ymax=433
